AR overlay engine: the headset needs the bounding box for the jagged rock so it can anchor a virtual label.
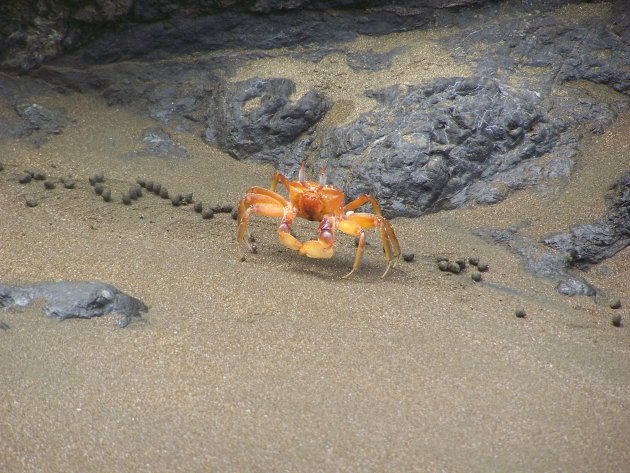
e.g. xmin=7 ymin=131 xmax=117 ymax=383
xmin=207 ymin=77 xmax=330 ymax=163
xmin=322 ymin=77 xmax=566 ymax=217
xmin=0 ymin=281 xmax=147 ymax=328
xmin=0 ymin=1 xmax=466 ymax=72
xmin=1 ymin=1 xmax=627 ymax=224
xmin=543 ymin=171 xmax=630 ymax=268
xmin=0 ymin=83 xmax=68 ymax=143
xmin=14 ymin=99 xmax=67 ymax=135
xmin=448 ymin=1 xmax=630 ymax=95
xmin=473 ymin=226 xmax=598 ymax=297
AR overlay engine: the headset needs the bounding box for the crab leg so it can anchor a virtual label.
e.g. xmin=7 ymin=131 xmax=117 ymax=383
xmin=271 ymin=171 xmax=292 ymax=192
xmin=337 ymin=213 xmax=401 ymax=278
xmin=237 ymin=192 xmax=285 ymax=251
xmin=243 ymin=186 xmax=289 ymax=205
xmin=343 ymin=194 xmax=384 ymax=216
xmin=381 ymin=218 xmax=401 ymax=268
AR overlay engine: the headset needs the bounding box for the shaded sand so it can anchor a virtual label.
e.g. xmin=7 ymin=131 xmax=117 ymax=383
xmin=1 ymin=42 xmax=630 ymax=473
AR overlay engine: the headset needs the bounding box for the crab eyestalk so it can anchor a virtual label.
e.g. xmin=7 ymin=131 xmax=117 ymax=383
xmin=298 ymin=160 xmax=306 ymax=184
xmin=319 ymin=161 xmax=327 ymax=187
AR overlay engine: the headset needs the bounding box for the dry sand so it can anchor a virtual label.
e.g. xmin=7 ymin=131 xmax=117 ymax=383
xmin=1 ymin=25 xmax=629 ymax=473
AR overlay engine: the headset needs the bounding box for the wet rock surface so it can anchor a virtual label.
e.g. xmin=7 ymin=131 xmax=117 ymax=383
xmin=0 ymin=282 xmax=147 ymax=327
xmin=322 ymin=76 xmax=570 ymax=217
xmin=8 ymin=1 xmax=623 ymax=218
xmin=0 ymin=77 xmax=69 ymax=144
xmin=448 ymin=1 xmax=630 ymax=95
xmin=0 ymin=1 xmax=477 ymax=73
xmin=543 ymin=171 xmax=630 ymax=268
xmin=473 ymin=226 xmax=597 ymax=297
xmin=208 ymin=78 xmax=330 ymax=163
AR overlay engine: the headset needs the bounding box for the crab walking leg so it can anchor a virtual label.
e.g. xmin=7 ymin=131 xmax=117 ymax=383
xmin=338 ymin=213 xmax=400 ymax=278
xmin=237 ymin=195 xmax=285 ymax=251
xmin=382 ymin=218 xmax=402 ymax=268
xmin=298 ymin=215 xmax=335 ymax=259
xmin=270 ymin=171 xmax=292 ymax=192
xmin=336 ymin=218 xmax=367 ymax=279
xmin=238 ymin=188 xmax=288 ymax=240
xmin=343 ymin=194 xmax=384 ymax=216
xmin=243 ymin=186 xmax=289 ymax=206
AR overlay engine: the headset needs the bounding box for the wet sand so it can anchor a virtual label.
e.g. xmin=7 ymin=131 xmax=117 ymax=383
xmin=1 ymin=26 xmax=630 ymax=473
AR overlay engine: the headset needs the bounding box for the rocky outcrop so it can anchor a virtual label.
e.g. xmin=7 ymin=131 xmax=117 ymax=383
xmin=543 ymin=171 xmax=630 ymax=268
xmin=321 ymin=77 xmax=571 ymax=217
xmin=0 ymin=0 xmax=485 ymax=73
xmin=448 ymin=0 xmax=630 ymax=95
xmin=473 ymin=226 xmax=597 ymax=297
xmin=207 ymin=78 xmax=330 ymax=163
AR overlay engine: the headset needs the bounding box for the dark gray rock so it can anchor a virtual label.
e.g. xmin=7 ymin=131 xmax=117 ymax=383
xmin=0 ymin=282 xmax=147 ymax=328
xmin=557 ymin=278 xmax=596 ymax=297
xmin=1 ymin=1 xmax=627 ymax=221
xmin=473 ymin=225 xmax=598 ymax=297
xmin=0 ymin=1 xmax=476 ymax=72
xmin=207 ymin=77 xmax=330 ymax=163
xmin=321 ymin=77 xmax=566 ymax=217
xmin=14 ymin=100 xmax=67 ymax=135
xmin=543 ymin=171 xmax=630 ymax=268
xmin=447 ymin=1 xmax=630 ymax=95
xmin=0 ymin=75 xmax=69 ymax=142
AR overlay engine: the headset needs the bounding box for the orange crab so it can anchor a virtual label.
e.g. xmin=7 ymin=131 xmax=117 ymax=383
xmin=237 ymin=162 xmax=401 ymax=278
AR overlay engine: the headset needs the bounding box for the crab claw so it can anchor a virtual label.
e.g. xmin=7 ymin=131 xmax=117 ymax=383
xmin=298 ymin=241 xmax=334 ymax=259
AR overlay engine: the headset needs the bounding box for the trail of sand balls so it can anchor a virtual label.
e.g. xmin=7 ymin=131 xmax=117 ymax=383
xmin=9 ymin=163 xmax=237 ymax=222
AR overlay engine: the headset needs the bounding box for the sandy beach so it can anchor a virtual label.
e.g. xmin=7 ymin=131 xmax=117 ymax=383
xmin=1 ymin=16 xmax=629 ymax=472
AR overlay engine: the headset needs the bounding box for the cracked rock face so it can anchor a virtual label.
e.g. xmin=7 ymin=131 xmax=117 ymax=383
xmin=207 ymin=77 xmax=330 ymax=163
xmin=322 ymin=77 xmax=568 ymax=217
xmin=543 ymin=171 xmax=630 ymax=268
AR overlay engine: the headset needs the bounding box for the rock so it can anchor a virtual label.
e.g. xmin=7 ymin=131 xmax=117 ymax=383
xmin=543 ymin=171 xmax=630 ymax=268
xmin=0 ymin=1 xmax=627 ymax=279
xmin=208 ymin=77 xmax=330 ymax=163
xmin=0 ymin=82 xmax=70 ymax=143
xmin=0 ymin=2 xmax=444 ymax=72
xmin=15 ymin=100 xmax=67 ymax=135
xmin=0 ymin=281 xmax=147 ymax=328
xmin=474 ymin=225 xmax=598 ymax=297
xmin=448 ymin=1 xmax=630 ymax=95
xmin=556 ymin=278 xmax=596 ymax=297
xmin=322 ymin=76 xmax=564 ymax=217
